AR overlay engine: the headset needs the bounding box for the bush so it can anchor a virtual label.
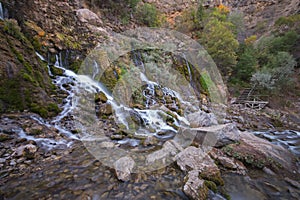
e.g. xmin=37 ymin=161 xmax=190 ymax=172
xmin=136 ymin=3 xmax=161 ymax=27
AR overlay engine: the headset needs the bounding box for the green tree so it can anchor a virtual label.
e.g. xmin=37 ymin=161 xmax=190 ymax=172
xmin=233 ymin=44 xmax=257 ymax=82
xmin=136 ymin=3 xmax=161 ymax=27
xmin=251 ymin=52 xmax=296 ymax=90
xmin=200 ymin=9 xmax=239 ymax=80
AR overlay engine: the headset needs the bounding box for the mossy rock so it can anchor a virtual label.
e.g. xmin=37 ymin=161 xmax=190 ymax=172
xmin=50 ymin=65 xmax=64 ymax=76
xmin=0 ymin=133 xmax=12 ymax=142
xmin=0 ymin=21 xmax=59 ymax=118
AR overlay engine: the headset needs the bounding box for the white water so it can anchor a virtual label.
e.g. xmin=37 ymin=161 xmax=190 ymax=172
xmin=183 ymin=54 xmax=192 ymax=83
xmin=0 ymin=2 xmax=4 ymax=20
xmin=27 ymin=51 xmax=201 ymax=148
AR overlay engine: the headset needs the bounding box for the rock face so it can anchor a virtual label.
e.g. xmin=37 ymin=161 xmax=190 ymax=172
xmin=144 ymin=0 xmax=300 ymax=35
xmin=0 ymin=19 xmax=59 ymax=117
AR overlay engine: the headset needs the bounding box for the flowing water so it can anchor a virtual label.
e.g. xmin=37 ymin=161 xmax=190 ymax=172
xmin=0 ymin=2 xmax=4 ymax=20
xmin=1 ymin=50 xmax=299 ymax=199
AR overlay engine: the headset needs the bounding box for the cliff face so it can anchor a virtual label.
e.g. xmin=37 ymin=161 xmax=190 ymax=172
xmin=145 ymin=0 xmax=300 ymax=35
xmin=0 ymin=19 xmax=59 ymax=117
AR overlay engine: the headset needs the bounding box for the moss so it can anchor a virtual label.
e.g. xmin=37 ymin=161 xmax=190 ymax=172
xmin=200 ymin=171 xmax=224 ymax=186
xmin=22 ymin=72 xmax=35 ymax=83
xmin=47 ymin=103 xmax=61 ymax=114
xmin=56 ymin=32 xmax=82 ymax=50
xmin=204 ymin=180 xmax=217 ymax=193
xmin=30 ymin=104 xmax=48 ymax=118
xmin=0 ymin=133 xmax=12 ymax=142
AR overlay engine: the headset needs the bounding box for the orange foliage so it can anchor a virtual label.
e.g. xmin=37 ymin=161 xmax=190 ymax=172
xmin=217 ymin=4 xmax=230 ymax=14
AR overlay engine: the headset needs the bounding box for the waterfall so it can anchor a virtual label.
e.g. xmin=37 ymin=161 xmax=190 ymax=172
xmin=0 ymin=2 xmax=4 ymax=20
xmin=183 ymin=54 xmax=192 ymax=83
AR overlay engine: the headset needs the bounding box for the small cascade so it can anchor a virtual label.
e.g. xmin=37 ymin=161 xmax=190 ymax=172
xmin=183 ymin=54 xmax=192 ymax=83
xmin=0 ymin=2 xmax=4 ymax=20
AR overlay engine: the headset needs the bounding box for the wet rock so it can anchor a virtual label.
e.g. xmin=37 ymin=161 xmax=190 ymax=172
xmin=209 ymin=148 xmax=247 ymax=175
xmin=0 ymin=133 xmax=12 ymax=142
xmin=49 ymin=65 xmax=64 ymax=76
xmin=114 ymin=156 xmax=135 ymax=181
xmin=13 ymin=144 xmax=37 ymax=159
xmin=187 ymin=110 xmax=218 ymax=128
xmin=284 ymin=177 xmax=300 ymax=189
xmin=143 ymin=136 xmax=158 ymax=146
xmin=76 ymin=9 xmax=102 ymax=26
xmin=176 ymin=146 xmax=224 ymax=185
xmin=222 ymin=131 xmax=298 ymax=173
xmin=146 ymin=140 xmax=183 ymax=164
xmin=99 ymin=103 xmax=113 ymax=115
xmin=95 ymin=91 xmax=108 ymax=103
xmin=183 ymin=170 xmax=208 ymax=200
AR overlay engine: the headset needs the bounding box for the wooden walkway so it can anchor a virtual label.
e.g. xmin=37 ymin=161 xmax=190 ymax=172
xmin=233 ymin=86 xmax=269 ymax=110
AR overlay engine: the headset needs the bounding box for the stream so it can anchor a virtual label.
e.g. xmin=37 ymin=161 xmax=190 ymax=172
xmin=0 ymin=50 xmax=299 ymax=199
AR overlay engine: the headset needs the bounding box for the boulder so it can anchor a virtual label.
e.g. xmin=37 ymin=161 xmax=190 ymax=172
xmin=223 ymin=131 xmax=299 ymax=174
xmin=183 ymin=170 xmax=208 ymax=200
xmin=176 ymin=146 xmax=223 ymax=185
xmin=187 ymin=110 xmax=218 ymax=128
xmin=191 ymin=123 xmax=240 ymax=147
xmin=76 ymin=9 xmax=102 ymax=26
xmin=114 ymin=156 xmax=135 ymax=182
xmin=13 ymin=144 xmax=38 ymax=159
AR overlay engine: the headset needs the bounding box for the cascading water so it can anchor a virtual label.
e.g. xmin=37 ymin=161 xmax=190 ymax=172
xmin=0 ymin=2 xmax=4 ymax=20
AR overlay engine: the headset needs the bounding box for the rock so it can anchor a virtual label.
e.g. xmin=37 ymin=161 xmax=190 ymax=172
xmin=284 ymin=177 xmax=300 ymax=189
xmin=0 ymin=133 xmax=12 ymax=142
xmin=183 ymin=170 xmax=208 ymax=200
xmin=222 ymin=131 xmax=298 ymax=173
xmin=95 ymin=91 xmax=108 ymax=103
xmin=114 ymin=156 xmax=135 ymax=182
xmin=10 ymin=160 xmax=16 ymax=166
xmin=176 ymin=146 xmax=224 ymax=185
xmin=99 ymin=103 xmax=113 ymax=115
xmin=187 ymin=110 xmax=218 ymax=128
xmin=0 ymin=158 xmax=6 ymax=163
xmin=99 ymin=141 xmax=115 ymax=148
xmin=76 ymin=9 xmax=102 ymax=26
xmin=49 ymin=65 xmax=64 ymax=76
xmin=146 ymin=140 xmax=183 ymax=165
xmin=192 ymin=123 xmax=240 ymax=147
xmin=13 ymin=144 xmax=38 ymax=159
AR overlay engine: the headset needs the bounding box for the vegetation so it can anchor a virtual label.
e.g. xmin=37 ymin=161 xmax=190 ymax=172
xmin=136 ymin=3 xmax=162 ymax=27
xmin=199 ymin=5 xmax=239 ymax=80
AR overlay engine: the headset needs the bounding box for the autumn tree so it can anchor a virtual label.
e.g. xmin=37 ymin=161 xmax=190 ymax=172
xmin=200 ymin=5 xmax=239 ymax=80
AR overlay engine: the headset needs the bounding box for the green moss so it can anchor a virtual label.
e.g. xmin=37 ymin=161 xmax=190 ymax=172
xmin=30 ymin=104 xmax=48 ymax=118
xmin=47 ymin=103 xmax=61 ymax=114
xmin=56 ymin=33 xmax=82 ymax=50
xmin=204 ymin=180 xmax=217 ymax=193
xmin=0 ymin=133 xmax=12 ymax=142
xmin=22 ymin=72 xmax=35 ymax=83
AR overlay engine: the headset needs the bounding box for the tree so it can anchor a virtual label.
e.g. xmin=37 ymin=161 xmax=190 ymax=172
xmin=251 ymin=52 xmax=296 ymax=90
xmin=200 ymin=8 xmax=239 ymax=80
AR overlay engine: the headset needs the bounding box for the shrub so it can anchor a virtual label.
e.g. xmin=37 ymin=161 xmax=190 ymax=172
xmin=136 ymin=3 xmax=161 ymax=27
